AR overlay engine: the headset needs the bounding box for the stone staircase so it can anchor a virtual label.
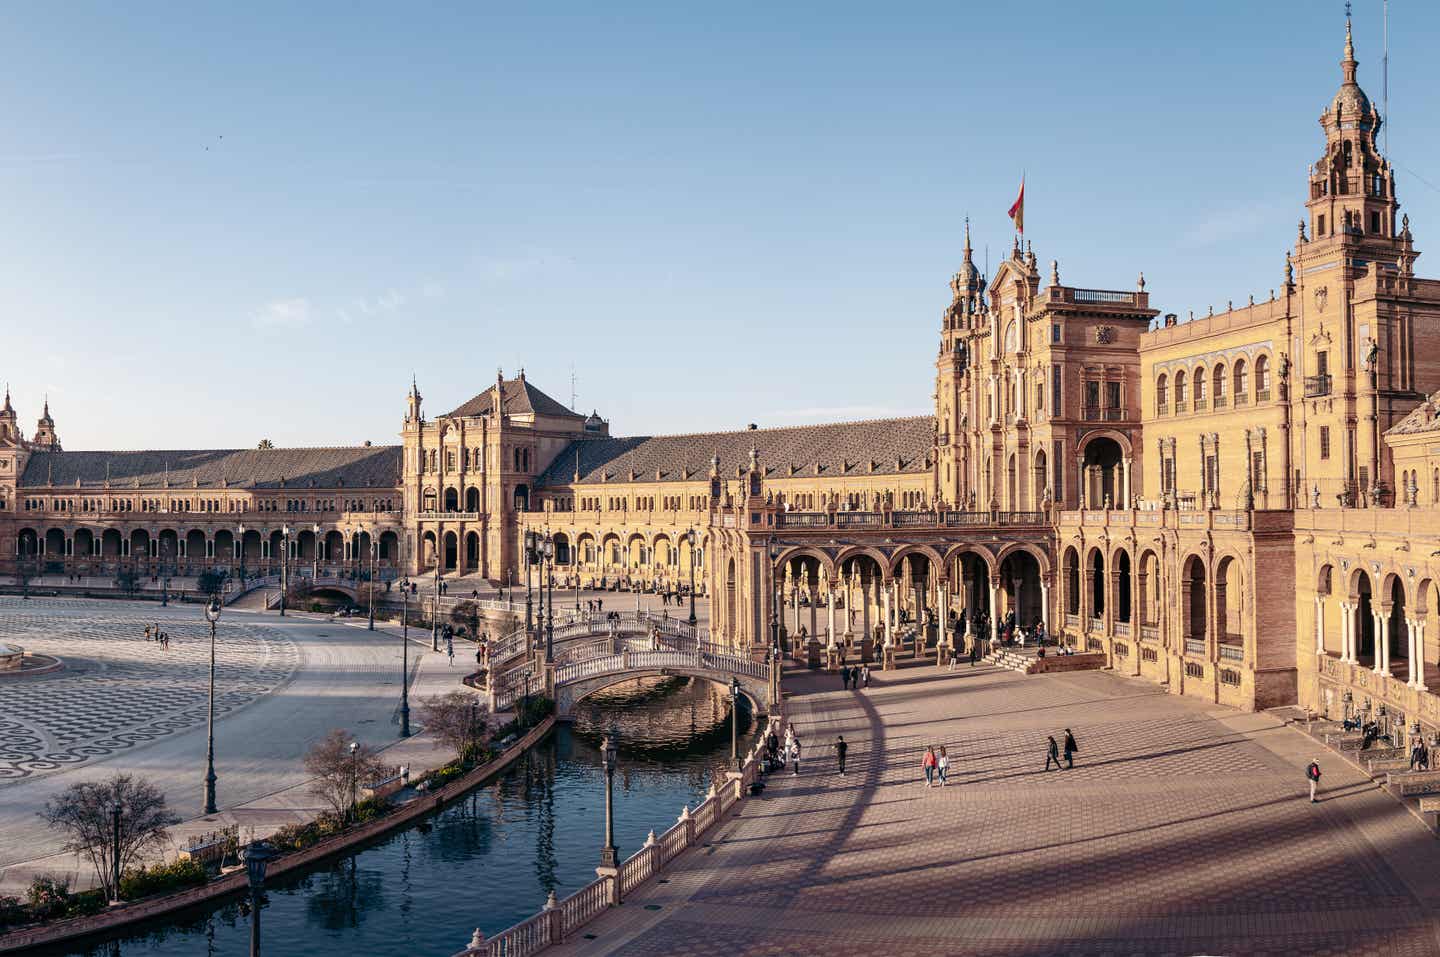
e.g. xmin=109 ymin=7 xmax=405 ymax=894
xmin=1283 ymin=712 xmax=1440 ymax=834
xmin=985 ymin=646 xmax=1044 ymax=674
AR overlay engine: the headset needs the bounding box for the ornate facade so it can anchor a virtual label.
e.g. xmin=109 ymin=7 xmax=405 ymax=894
xmin=3 ymin=19 xmax=1440 ymax=734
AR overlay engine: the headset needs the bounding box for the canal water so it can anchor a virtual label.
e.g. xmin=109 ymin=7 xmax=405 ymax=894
xmin=47 ymin=677 xmax=754 ymax=957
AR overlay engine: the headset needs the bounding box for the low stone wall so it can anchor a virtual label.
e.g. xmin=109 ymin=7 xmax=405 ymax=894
xmin=0 ymin=717 xmax=557 ymax=954
xmin=1028 ymin=653 xmax=1106 ymax=674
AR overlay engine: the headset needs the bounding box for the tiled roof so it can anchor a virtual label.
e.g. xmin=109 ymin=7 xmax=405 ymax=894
xmin=1388 ymin=393 xmax=1440 ymax=436
xmin=444 ymin=378 xmax=582 ymax=419
xmin=536 ymin=416 xmax=935 ymax=487
xmin=19 ymin=446 xmax=402 ymax=490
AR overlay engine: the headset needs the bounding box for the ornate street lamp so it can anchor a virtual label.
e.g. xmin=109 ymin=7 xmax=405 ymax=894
xmin=236 ymin=524 xmax=247 ymax=584
xmin=687 ymin=528 xmax=698 ymax=627
xmin=768 ymin=537 xmax=782 ymax=654
xmin=279 ymin=525 xmax=291 ymax=616
xmin=431 ymin=534 xmax=441 ymax=652
xmin=312 ymin=523 xmax=321 ymax=582
xmin=522 ymin=668 xmax=533 ymax=728
xmin=399 ymin=577 xmax=411 ymax=737
xmin=160 ymin=537 xmax=170 ymax=607
xmin=368 ymin=533 xmax=377 ymax=631
xmin=243 ymin=840 xmax=277 ymax=957
xmin=348 ymin=741 xmax=359 ymax=821
xmin=544 ymin=532 xmax=555 ymax=661
xmin=600 ymin=734 xmax=619 ymax=868
xmin=730 ymin=676 xmax=742 ymax=772
xmin=524 ymin=530 xmax=536 ymax=653
xmin=203 ymin=598 xmax=221 ymax=814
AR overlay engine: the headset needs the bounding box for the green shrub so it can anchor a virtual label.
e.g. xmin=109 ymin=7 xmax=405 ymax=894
xmin=24 ymin=876 xmax=69 ymax=919
xmin=0 ymin=895 xmax=27 ymax=930
xmin=63 ymin=889 xmax=106 ymax=918
xmin=353 ymin=796 xmax=392 ymax=824
xmin=119 ymin=857 xmax=208 ymax=900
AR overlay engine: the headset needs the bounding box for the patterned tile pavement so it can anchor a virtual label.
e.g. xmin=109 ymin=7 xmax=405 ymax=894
xmin=0 ymin=597 xmax=297 ymax=782
xmin=548 ymin=662 xmax=1440 ymax=956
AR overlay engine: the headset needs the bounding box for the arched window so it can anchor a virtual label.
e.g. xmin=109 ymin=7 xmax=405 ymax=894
xmin=1255 ymin=355 xmax=1271 ymax=398
xmin=1193 ymin=366 xmax=1207 ymax=402
xmin=1156 ymin=373 xmax=1168 ymax=412
xmin=1212 ymin=363 xmax=1226 ymax=405
xmin=1174 ymin=370 xmax=1187 ymax=405
xmin=1233 ymin=359 xmax=1248 ymax=403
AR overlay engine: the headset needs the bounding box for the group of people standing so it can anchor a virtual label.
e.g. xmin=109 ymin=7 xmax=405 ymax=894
xmin=142 ymin=623 xmax=172 ymax=650
xmin=1044 ymin=729 xmax=1080 ymax=771
xmin=839 ymin=663 xmax=869 ymax=691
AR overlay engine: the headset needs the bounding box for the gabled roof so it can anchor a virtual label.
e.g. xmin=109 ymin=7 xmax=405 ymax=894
xmin=535 ymin=416 xmax=934 ymax=487
xmin=19 ymin=446 xmax=402 ymax=490
xmin=444 ymin=378 xmax=582 ymax=419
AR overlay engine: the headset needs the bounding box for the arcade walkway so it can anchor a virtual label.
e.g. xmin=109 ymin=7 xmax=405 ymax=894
xmin=551 ymin=661 xmax=1440 ymax=956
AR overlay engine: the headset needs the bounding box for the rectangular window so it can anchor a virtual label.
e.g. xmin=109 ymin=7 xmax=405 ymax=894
xmin=1370 ymin=211 xmax=1380 ymax=235
xmin=1051 ymin=323 xmax=1061 ymax=344
xmin=1106 ymin=381 xmax=1121 ymax=409
xmin=1318 ymin=214 xmax=1326 ymax=236
xmin=1316 ymin=351 xmax=1329 ymax=377
xmin=1252 ymin=451 xmax=1264 ymax=492
xmin=1085 ymin=380 xmax=1100 ymax=409
xmin=1319 ymin=426 xmax=1331 ymax=460
xmin=1051 ymin=365 xmax=1062 ymax=416
xmin=1206 ymin=455 xmax=1219 ymax=494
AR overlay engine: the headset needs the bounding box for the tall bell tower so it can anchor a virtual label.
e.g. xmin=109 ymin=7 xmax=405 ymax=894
xmin=935 ymin=221 xmax=985 ymax=508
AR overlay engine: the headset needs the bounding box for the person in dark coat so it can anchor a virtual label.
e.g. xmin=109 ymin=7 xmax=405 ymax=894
xmin=1045 ymin=735 xmax=1062 ymax=771
xmin=834 ymin=735 xmax=848 ymax=776
xmin=1063 ymin=728 xmax=1079 ymax=769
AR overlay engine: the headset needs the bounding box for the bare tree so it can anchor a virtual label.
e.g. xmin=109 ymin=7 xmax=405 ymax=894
xmin=40 ymin=774 xmax=179 ymax=901
xmin=303 ymin=730 xmax=389 ymax=820
xmin=418 ymin=691 xmax=486 ymax=757
xmin=449 ymin=600 xmax=480 ymax=639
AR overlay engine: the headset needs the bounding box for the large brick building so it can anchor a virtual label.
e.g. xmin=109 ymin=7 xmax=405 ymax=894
xmin=4 ymin=18 xmax=1440 ymax=734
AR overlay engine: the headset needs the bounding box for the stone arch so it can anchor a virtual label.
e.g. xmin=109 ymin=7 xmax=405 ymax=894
xmin=576 ymin=532 xmax=597 ymax=567
xmin=443 ymin=530 xmax=458 ymax=571
xmin=465 ymin=531 xmax=480 ymax=568
xmin=465 ymin=487 xmax=480 ymax=511
xmin=886 ymin=544 xmax=943 ymax=580
xmin=1211 ymin=361 xmax=1227 ymax=405
xmin=130 ymin=528 xmax=151 ymax=561
xmin=1384 ymin=571 xmax=1409 ymax=678
xmin=44 ymin=528 xmax=66 ymax=562
xmin=601 ymin=533 xmax=622 ymax=568
xmin=994 ymin=541 xmax=1051 ymax=578
xmin=1215 ymin=553 xmax=1243 ymax=651
xmin=444 ymin=487 xmax=460 ymax=512
xmin=1113 ymin=547 xmax=1132 ymax=624
xmin=1032 ymin=447 xmax=1049 ymax=508
xmin=1063 ymin=546 xmax=1081 ymax=617
xmin=1086 ymin=546 xmax=1106 ymax=619
xmin=512 ymin=484 xmax=530 ymax=512
xmin=421 ymin=529 xmax=437 ymax=570
xmin=997 ymin=547 xmax=1043 ymax=628
xmin=1156 ymin=371 xmax=1169 ymax=412
xmin=73 ymin=527 xmax=96 ymax=560
xmin=1138 ymin=548 xmax=1161 ymax=627
xmin=652 ymin=534 xmax=673 ymax=570
xmin=551 ymin=531 xmax=571 ymax=567
xmin=1253 ymin=353 xmax=1272 ymax=398
xmin=185 ymin=529 xmax=207 ymax=564
xmin=1183 ymin=553 xmax=1207 ymax=647
xmin=626 ymin=532 xmax=648 ymax=568
xmin=157 ymin=528 xmax=179 ymax=566
xmin=1080 ymin=435 xmax=1126 ymax=508
xmin=1193 ymin=363 xmax=1208 ymax=403
xmin=557 ymin=667 xmax=771 ymax=719
xmin=101 ymin=528 xmax=123 ymax=559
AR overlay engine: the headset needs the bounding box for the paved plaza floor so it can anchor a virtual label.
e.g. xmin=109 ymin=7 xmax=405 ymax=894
xmin=552 ymin=660 xmax=1440 ymax=956
xmin=0 ymin=596 xmax=463 ymax=891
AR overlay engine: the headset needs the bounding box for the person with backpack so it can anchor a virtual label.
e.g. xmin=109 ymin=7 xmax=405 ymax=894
xmin=1063 ymin=728 xmax=1079 ymax=769
xmin=1307 ymin=760 xmax=1322 ymax=803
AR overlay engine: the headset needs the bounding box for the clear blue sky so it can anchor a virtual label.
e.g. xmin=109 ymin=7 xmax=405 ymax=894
xmin=3 ymin=1 xmax=1437 ymax=450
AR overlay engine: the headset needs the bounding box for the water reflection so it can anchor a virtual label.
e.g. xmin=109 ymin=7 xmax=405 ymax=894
xmin=46 ymin=677 xmax=751 ymax=957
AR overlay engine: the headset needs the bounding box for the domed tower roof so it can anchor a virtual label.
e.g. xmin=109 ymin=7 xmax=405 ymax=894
xmin=1325 ymin=15 xmax=1380 ymax=133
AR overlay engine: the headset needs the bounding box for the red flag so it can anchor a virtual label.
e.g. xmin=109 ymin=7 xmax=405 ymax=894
xmin=1008 ymin=177 xmax=1025 ymax=234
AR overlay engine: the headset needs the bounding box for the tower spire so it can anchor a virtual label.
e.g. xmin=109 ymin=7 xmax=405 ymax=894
xmin=1342 ymin=4 xmax=1358 ymax=85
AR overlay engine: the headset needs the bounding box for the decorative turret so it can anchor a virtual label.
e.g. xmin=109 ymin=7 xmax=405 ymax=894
xmin=31 ymin=397 xmax=59 ymax=450
xmin=0 ymin=385 xmax=19 ymax=446
xmin=404 ymin=375 xmax=423 ymax=424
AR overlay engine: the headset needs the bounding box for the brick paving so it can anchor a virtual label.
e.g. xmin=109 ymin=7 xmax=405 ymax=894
xmin=549 ymin=661 xmax=1440 ymax=956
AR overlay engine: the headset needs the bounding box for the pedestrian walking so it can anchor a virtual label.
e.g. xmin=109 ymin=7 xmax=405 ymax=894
xmin=861 ymin=663 xmax=870 ymax=688
xmin=1063 ymin=728 xmax=1078 ymax=769
xmin=446 ymin=637 xmax=455 ymax=666
xmin=834 ymin=735 xmax=848 ymax=775
xmin=1307 ymin=759 xmax=1322 ymax=802
xmin=1411 ymin=739 xmax=1430 ymax=771
xmin=791 ymin=736 xmax=803 ymax=775
xmin=970 ymin=641 xmax=980 ymax=666
xmin=1045 ymin=735 xmax=1062 ymax=771
xmin=144 ymin=624 xmax=152 ymax=641
xmin=922 ymin=746 xmax=937 ymax=786
xmin=937 ymin=746 xmax=950 ymax=786
xmin=841 ymin=665 xmax=851 ymax=691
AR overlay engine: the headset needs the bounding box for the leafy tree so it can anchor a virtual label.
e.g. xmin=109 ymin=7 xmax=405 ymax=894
xmin=197 ymin=569 xmax=229 ymax=598
xmin=257 ymin=439 xmax=275 ymax=450
xmin=418 ymin=691 xmax=486 ymax=758
xmin=114 ymin=568 xmax=139 ymax=597
xmin=449 ymin=600 xmax=480 ymax=639
xmin=39 ymin=774 xmax=179 ymax=902
xmin=302 ymin=730 xmax=389 ymax=821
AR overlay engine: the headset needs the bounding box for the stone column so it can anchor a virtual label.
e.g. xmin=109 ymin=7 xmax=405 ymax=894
xmin=826 ymin=583 xmax=837 ymax=650
xmin=808 ymin=580 xmax=819 ymax=646
xmin=882 ymin=583 xmax=893 ymax=646
xmin=1374 ymin=611 xmax=1388 ymax=675
xmin=1341 ymin=602 xmax=1354 ymax=662
xmin=1406 ymin=618 xmax=1419 ymax=687
xmin=1315 ymin=597 xmax=1326 ymax=655
xmin=1122 ymin=458 xmax=1133 ymax=508
xmin=792 ymin=574 xmax=801 ymax=639
xmin=989 ymin=578 xmax=1000 ymax=645
xmin=861 ymin=575 xmax=873 ymax=663
xmin=1040 ymin=578 xmax=1050 ymax=633
xmin=1415 ymin=620 xmax=1428 ymax=691
xmin=938 ymin=581 xmax=949 ymax=646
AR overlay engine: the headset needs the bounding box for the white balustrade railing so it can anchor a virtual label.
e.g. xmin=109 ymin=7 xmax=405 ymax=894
xmin=461 ymin=714 xmax=786 ymax=957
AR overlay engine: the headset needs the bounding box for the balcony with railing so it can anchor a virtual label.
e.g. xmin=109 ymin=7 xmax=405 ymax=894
xmin=1156 ymin=401 xmax=1169 ymax=416
xmin=417 ymin=511 xmax=480 ymax=521
xmin=1213 ymin=395 xmax=1227 ymax=409
xmin=1185 ymin=638 xmax=1206 ymax=657
xmin=1218 ymin=642 xmax=1244 ymax=662
xmin=1233 ymin=393 xmax=1248 ymax=407
xmin=1141 ymin=624 xmax=1159 ymax=641
xmin=1193 ymin=397 xmax=1208 ymax=412
xmin=1256 ymin=388 xmax=1271 ymax=402
xmin=1304 ymin=374 xmax=1332 ymax=398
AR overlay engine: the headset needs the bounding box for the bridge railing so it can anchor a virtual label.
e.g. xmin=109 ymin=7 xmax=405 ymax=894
xmin=460 ymin=712 xmax=786 ymax=957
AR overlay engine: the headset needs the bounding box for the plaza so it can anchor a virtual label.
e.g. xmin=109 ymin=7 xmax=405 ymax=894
xmin=0 ymin=596 xmax=462 ymax=894
xmin=553 ymin=659 xmax=1440 ymax=956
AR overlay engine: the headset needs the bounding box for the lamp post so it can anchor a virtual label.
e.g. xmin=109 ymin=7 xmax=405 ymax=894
xmin=242 ymin=840 xmax=276 ymax=957
xmin=730 ymin=676 xmax=742 ymax=772
xmin=687 ymin=528 xmax=698 ymax=627
xmin=600 ymin=734 xmax=619 ymax=868
xmin=431 ymin=541 xmax=440 ymax=652
xmin=348 ymin=741 xmax=359 ymax=822
xmin=574 ymin=539 xmax=582 ymax=612
xmin=203 ymin=598 xmax=221 ymax=814
xmin=544 ymin=532 xmax=555 ymax=662
xmin=524 ymin=530 xmax=536 ymax=654
xmin=312 ymin=523 xmax=321 ymax=582
xmin=768 ymin=537 xmax=782 ymax=655
xmin=368 ymin=535 xmax=377 ymax=631
xmin=279 ymin=525 xmax=290 ymax=616
xmin=237 ymin=524 xmax=247 ymax=584
xmin=522 ymin=669 xmax=533 ymax=728
xmin=399 ymin=577 xmax=411 ymax=737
